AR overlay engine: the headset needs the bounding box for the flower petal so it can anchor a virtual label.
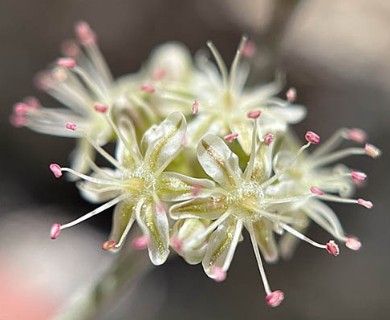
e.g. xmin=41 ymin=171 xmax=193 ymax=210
xmin=197 ymin=134 xmax=242 ymax=188
xmin=136 ymin=198 xmax=170 ymax=265
xmin=202 ymin=216 xmax=243 ymax=279
xmin=170 ymin=195 xmax=228 ymax=220
xmin=229 ymin=117 xmax=253 ymax=154
xmin=252 ymin=219 xmax=279 ymax=263
xmin=144 ymin=112 xmax=186 ymax=172
xmin=108 ymin=200 xmax=136 ymax=244
xmin=171 ymin=219 xmax=210 ymax=265
xmin=158 ymin=172 xmax=215 ymax=202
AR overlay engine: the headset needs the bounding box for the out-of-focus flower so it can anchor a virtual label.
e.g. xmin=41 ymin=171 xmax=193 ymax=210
xmin=10 ymin=21 xmax=134 ymax=174
xmin=49 ymin=111 xmax=215 ymax=265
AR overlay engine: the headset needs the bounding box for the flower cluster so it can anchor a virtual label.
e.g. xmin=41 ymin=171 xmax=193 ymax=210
xmin=13 ymin=21 xmax=381 ymax=308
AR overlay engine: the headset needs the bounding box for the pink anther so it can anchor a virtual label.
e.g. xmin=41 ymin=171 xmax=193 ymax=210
xmin=24 ymin=96 xmax=40 ymax=109
xmin=310 ymin=187 xmax=325 ymax=195
xmin=192 ymin=100 xmax=199 ymax=114
xmin=131 ymin=236 xmax=149 ymax=250
xmin=94 ymin=103 xmax=109 ymax=113
xmin=286 ymin=87 xmax=297 ymax=102
xmin=266 ymin=290 xmax=284 ymax=308
xmin=57 ymin=57 xmax=76 ymax=69
xmin=49 ymin=163 xmax=62 ymax=178
xmin=264 ymin=133 xmax=274 ymax=145
xmin=10 ymin=115 xmax=27 ymax=127
xmin=13 ymin=102 xmax=30 ymax=116
xmin=345 ymin=237 xmax=362 ymax=251
xmin=326 ymin=240 xmax=340 ymax=256
xmin=224 ymin=133 xmax=238 ymax=142
xmin=102 ymin=240 xmax=117 ymax=251
xmin=357 ymin=198 xmax=373 ymax=209
xmin=347 ymin=128 xmax=367 ymax=143
xmin=50 ymin=223 xmax=61 ymax=239
xmin=211 ymin=266 xmax=227 ymax=282
xmin=351 ymin=171 xmax=367 ymax=182
xmin=140 ymin=84 xmax=156 ymax=93
xmin=75 ymin=21 xmax=97 ymax=45
xmin=305 ymin=131 xmax=320 ymax=144
xmin=241 ymin=41 xmax=256 ymax=58
xmin=61 ymin=39 xmax=80 ymax=58
xmin=247 ymin=110 xmax=261 ymax=119
xmin=66 ymin=122 xmax=77 ymax=131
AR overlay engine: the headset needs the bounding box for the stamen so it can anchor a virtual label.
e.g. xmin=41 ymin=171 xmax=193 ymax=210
xmin=211 ymin=266 xmax=227 ymax=282
xmin=66 ymin=122 xmax=77 ymax=131
xmin=357 ymin=198 xmax=373 ymax=209
xmin=351 ymin=171 xmax=367 ymax=182
xmin=57 ymin=57 xmax=76 ymax=69
xmin=365 ymin=143 xmax=381 ymax=158
xmin=61 ymin=39 xmax=80 ymax=58
xmin=131 ymin=235 xmax=149 ymax=250
xmin=50 ymin=223 xmax=61 ymax=239
xmin=224 ymin=133 xmax=238 ymax=142
xmin=266 ymin=291 xmax=284 ymax=308
xmin=229 ymin=36 xmax=247 ymax=89
xmin=263 ymin=133 xmax=273 ymax=145
xmin=345 ymin=237 xmax=362 ymax=251
xmin=310 ymin=187 xmax=325 ymax=195
xmin=13 ymin=102 xmax=30 ymax=116
xmin=75 ymin=21 xmax=97 ymax=46
xmin=326 ymin=240 xmax=340 ymax=256
xmin=10 ymin=115 xmax=27 ymax=127
xmin=305 ymin=131 xmax=320 ymax=144
xmin=24 ymin=96 xmax=41 ymax=109
xmin=347 ymin=128 xmax=367 ymax=143
xmin=207 ymin=41 xmax=229 ymax=87
xmin=192 ymin=100 xmax=199 ymax=114
xmin=102 ymin=240 xmax=116 ymax=251
xmin=140 ymin=84 xmax=156 ymax=93
xmin=286 ymin=87 xmax=297 ymax=102
xmin=49 ymin=163 xmax=62 ymax=178
xmin=247 ymin=110 xmax=261 ymax=119
xmin=94 ymin=103 xmax=108 ymax=113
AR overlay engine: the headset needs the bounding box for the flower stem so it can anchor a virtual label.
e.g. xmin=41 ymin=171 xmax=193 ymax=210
xmin=53 ymin=247 xmax=151 ymax=320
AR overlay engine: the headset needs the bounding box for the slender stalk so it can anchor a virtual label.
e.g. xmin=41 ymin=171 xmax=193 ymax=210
xmin=53 ymin=246 xmax=151 ymax=320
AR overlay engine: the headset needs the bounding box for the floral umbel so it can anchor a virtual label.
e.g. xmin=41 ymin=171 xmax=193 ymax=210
xmin=13 ymin=21 xmax=381 ymax=308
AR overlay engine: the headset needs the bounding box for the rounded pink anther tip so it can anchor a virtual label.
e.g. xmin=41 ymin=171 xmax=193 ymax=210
xmin=286 ymin=87 xmax=297 ymax=102
xmin=13 ymin=102 xmax=30 ymax=116
xmin=192 ymin=100 xmax=199 ymax=114
xmin=140 ymin=84 xmax=156 ymax=93
xmin=305 ymin=131 xmax=320 ymax=144
xmin=224 ymin=133 xmax=238 ymax=142
xmin=357 ymin=198 xmax=373 ymax=209
xmin=345 ymin=237 xmax=362 ymax=251
xmin=61 ymin=39 xmax=80 ymax=58
xmin=247 ymin=110 xmax=261 ymax=119
xmin=102 ymin=240 xmax=117 ymax=251
xmin=131 ymin=236 xmax=149 ymax=250
xmin=75 ymin=21 xmax=96 ymax=45
xmin=49 ymin=163 xmax=62 ymax=178
xmin=241 ymin=40 xmax=256 ymax=58
xmin=57 ymin=57 xmax=76 ymax=69
xmin=66 ymin=122 xmax=77 ymax=131
xmin=347 ymin=128 xmax=367 ymax=143
xmin=310 ymin=187 xmax=324 ymax=195
xmin=364 ymin=143 xmax=381 ymax=159
xmin=24 ymin=96 xmax=40 ymax=109
xmin=211 ymin=266 xmax=227 ymax=282
xmin=351 ymin=171 xmax=367 ymax=182
xmin=171 ymin=236 xmax=183 ymax=252
xmin=50 ymin=223 xmax=61 ymax=240
xmin=93 ymin=103 xmax=109 ymax=113
xmin=326 ymin=240 xmax=340 ymax=256
xmin=266 ymin=290 xmax=284 ymax=307
xmin=264 ymin=133 xmax=274 ymax=146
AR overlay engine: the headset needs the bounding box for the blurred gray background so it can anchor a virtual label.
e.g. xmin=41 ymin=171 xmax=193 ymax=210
xmin=1 ymin=0 xmax=390 ymax=319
